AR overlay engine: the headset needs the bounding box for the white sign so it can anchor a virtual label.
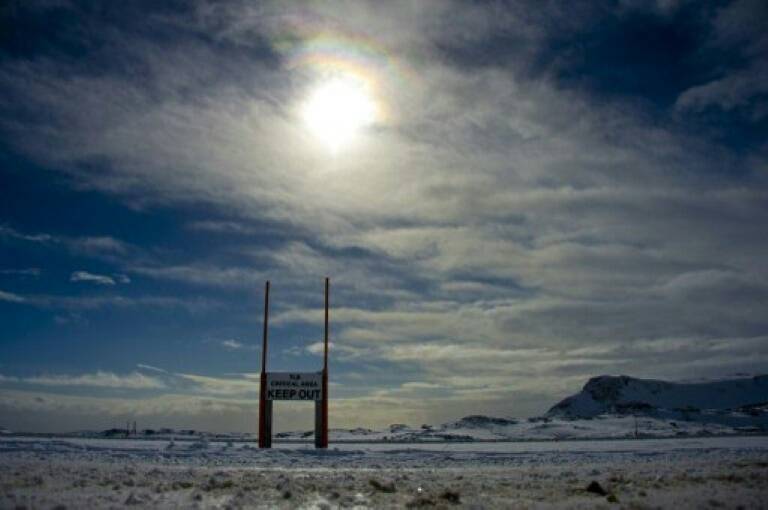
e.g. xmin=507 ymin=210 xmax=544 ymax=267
xmin=266 ymin=372 xmax=323 ymax=401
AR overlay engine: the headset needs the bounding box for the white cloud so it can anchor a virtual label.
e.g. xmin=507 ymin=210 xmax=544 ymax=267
xmin=220 ymin=339 xmax=256 ymax=351
xmin=174 ymin=373 xmax=258 ymax=396
xmin=0 ymin=225 xmax=53 ymax=243
xmin=305 ymin=341 xmax=329 ymax=355
xmin=221 ymin=339 xmax=242 ymax=350
xmin=0 ymin=369 xmax=260 ymax=398
xmin=9 ymin=371 xmax=165 ymax=389
xmin=1 ymin=226 xmax=133 ymax=260
xmin=136 ymin=363 xmax=167 ymax=373
xmin=0 ymin=289 xmax=27 ymax=303
xmin=70 ymin=271 xmax=116 ymax=285
xmin=2 ymin=291 xmax=218 ymax=312
xmin=303 ymin=341 xmax=362 ymax=360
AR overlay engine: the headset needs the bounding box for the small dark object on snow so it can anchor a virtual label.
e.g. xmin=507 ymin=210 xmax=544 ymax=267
xmin=406 ymin=496 xmax=437 ymax=507
xmin=586 ymin=480 xmax=608 ymax=496
xmin=440 ymin=489 xmax=461 ymax=503
xmin=369 ymin=478 xmax=396 ymax=493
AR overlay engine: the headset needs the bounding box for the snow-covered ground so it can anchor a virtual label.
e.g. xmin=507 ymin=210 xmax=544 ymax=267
xmin=279 ymin=413 xmax=764 ymax=442
xmin=2 ymin=435 xmax=767 ymax=508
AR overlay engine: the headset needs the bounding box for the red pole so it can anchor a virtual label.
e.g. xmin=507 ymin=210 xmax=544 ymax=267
xmin=324 ymin=277 xmax=329 ymax=373
xmin=321 ymin=277 xmax=329 ymax=448
xmin=258 ymin=281 xmax=270 ymax=448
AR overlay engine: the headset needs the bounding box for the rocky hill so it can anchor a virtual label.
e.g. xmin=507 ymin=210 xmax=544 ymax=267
xmin=546 ymin=374 xmax=768 ymax=425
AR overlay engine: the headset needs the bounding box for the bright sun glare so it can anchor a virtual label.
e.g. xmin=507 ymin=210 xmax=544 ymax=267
xmin=302 ymin=77 xmax=377 ymax=153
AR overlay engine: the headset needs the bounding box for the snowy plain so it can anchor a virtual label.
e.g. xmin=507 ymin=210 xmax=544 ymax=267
xmin=2 ymin=435 xmax=767 ymax=509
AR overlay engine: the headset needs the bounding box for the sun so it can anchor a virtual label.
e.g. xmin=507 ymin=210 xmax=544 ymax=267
xmin=301 ymin=76 xmax=377 ymax=153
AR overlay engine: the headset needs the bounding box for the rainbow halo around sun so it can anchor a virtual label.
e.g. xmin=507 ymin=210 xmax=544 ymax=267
xmin=301 ymin=76 xmax=377 ymax=153
xmin=278 ymin=24 xmax=413 ymax=154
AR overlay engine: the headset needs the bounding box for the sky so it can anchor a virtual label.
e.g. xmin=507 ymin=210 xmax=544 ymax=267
xmin=1 ymin=0 xmax=767 ymax=434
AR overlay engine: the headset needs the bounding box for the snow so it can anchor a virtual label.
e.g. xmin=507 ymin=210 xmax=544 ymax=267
xmin=274 ymin=413 xmax=764 ymax=443
xmin=60 ymin=411 xmax=766 ymax=445
xmin=276 ymin=374 xmax=768 ymax=442
xmin=1 ymin=435 xmax=767 ymax=508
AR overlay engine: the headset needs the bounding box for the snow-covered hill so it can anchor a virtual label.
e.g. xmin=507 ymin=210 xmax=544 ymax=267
xmin=313 ymin=374 xmax=768 ymax=441
xmin=547 ymin=374 xmax=768 ymax=421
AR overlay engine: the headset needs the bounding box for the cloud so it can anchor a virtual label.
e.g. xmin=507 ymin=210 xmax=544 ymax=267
xmin=1 ymin=371 xmax=165 ymax=390
xmin=2 ymin=290 xmax=217 ymax=313
xmin=136 ymin=363 xmax=167 ymax=373
xmin=221 ymin=339 xmax=243 ymax=350
xmin=220 ymin=339 xmax=256 ymax=351
xmin=0 ymin=388 xmax=259 ymax=433
xmin=130 ymin=264 xmax=265 ymax=288
xmin=48 ymin=294 xmax=218 ymax=312
xmin=65 ymin=270 xmax=128 ymax=287
xmin=0 ymin=369 xmax=259 ymax=398
xmin=301 ymin=341 xmax=361 ymax=360
xmin=114 ymin=273 xmax=131 ymax=283
xmin=174 ymin=373 xmax=258 ymax=396
xmin=69 ymin=236 xmax=130 ymax=257
xmin=0 ymin=289 xmax=27 ymax=303
xmin=0 ymin=268 xmax=41 ymax=277
xmin=1 ymin=225 xmax=134 ymax=261
xmin=676 ymin=0 xmax=768 ymax=119
xmin=186 ymin=220 xmax=260 ymax=235
xmin=676 ymin=62 xmax=768 ymax=118
xmin=0 ymin=225 xmax=53 ymax=243
xmin=70 ymin=271 xmax=116 ymax=285
xmin=305 ymin=341 xmax=329 ymax=355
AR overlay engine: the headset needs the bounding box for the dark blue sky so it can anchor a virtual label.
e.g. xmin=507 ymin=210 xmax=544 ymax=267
xmin=1 ymin=0 xmax=767 ymax=433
